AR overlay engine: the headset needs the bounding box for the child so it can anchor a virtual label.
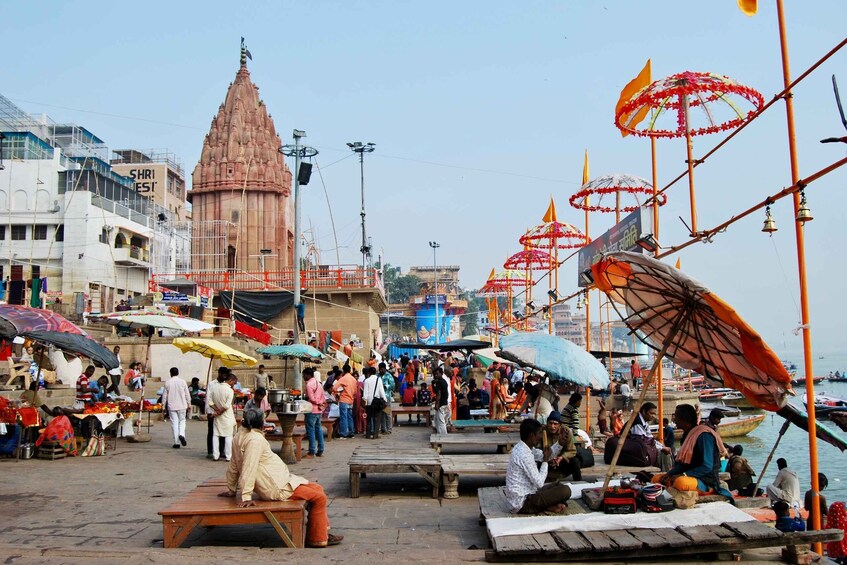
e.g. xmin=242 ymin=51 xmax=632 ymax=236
xmin=774 ymin=501 xmax=805 ymax=533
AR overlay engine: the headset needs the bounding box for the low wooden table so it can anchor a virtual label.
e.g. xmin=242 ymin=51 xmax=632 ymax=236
xmin=441 ymin=454 xmax=510 ymax=499
xmin=348 ymin=446 xmax=441 ymax=498
xmin=392 ymin=406 xmax=432 ymax=427
xmin=430 ymin=432 xmax=519 ymax=454
xmin=158 ymin=484 xmax=306 ymax=548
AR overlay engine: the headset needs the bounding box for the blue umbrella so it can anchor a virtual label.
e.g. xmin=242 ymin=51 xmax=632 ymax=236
xmin=498 ymin=332 xmax=610 ymax=389
xmin=256 ymin=344 xmax=325 ymax=362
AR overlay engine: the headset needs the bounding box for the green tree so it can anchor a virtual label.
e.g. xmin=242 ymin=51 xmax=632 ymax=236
xmin=383 ymin=264 xmax=423 ymax=304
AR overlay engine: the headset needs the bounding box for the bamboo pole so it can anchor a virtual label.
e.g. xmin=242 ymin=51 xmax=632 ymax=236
xmin=775 ymin=0 xmax=822 ymax=550
xmin=682 ymin=94 xmax=698 ymax=234
xmin=753 ymin=419 xmax=791 ymax=496
xmin=602 ymin=307 xmax=690 ymax=492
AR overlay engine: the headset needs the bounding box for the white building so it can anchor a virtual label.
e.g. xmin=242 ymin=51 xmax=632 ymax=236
xmin=0 ymin=94 xmax=186 ymax=314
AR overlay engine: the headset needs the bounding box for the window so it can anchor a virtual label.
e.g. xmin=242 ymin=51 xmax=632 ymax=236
xmin=11 ymin=226 xmax=26 ymax=240
xmin=0 ymin=226 xmax=4 ymax=240
xmin=55 ymin=225 xmax=64 ymax=241
xmin=100 ymin=228 xmax=110 ymax=244
xmin=33 ymin=225 xmax=48 ymax=240
xmin=31 ymin=265 xmax=40 ymax=280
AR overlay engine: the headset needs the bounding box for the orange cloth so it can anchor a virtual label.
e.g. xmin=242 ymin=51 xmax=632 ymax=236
xmin=289 ymin=481 xmax=330 ymax=544
xmin=404 ymin=364 xmax=415 ymax=384
xmin=333 ymin=373 xmax=357 ymax=405
xmin=651 ymin=473 xmax=700 ymax=492
xmin=675 ymin=424 xmax=728 ymax=464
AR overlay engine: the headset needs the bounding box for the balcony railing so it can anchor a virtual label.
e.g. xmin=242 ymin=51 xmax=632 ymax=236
xmin=150 ymin=265 xmax=385 ymax=295
xmin=114 ymin=246 xmax=150 ymax=267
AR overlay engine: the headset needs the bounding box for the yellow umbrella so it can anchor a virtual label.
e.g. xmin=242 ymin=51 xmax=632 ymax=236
xmin=172 ymin=337 xmax=257 ymax=390
xmin=172 ymin=337 xmax=258 ymax=368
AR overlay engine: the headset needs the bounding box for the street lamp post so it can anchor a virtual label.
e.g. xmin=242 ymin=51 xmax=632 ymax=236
xmin=429 ymin=241 xmax=440 ymax=343
xmin=347 ymin=142 xmax=375 ymax=271
xmin=280 ymin=131 xmax=318 ymax=388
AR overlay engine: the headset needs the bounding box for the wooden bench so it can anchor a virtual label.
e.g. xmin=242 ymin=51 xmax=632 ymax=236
xmin=441 ymin=454 xmax=510 ymax=499
xmin=451 ymin=419 xmax=518 ymax=432
xmin=430 ymin=432 xmax=519 ymax=454
xmin=348 ymin=446 xmax=441 ymax=498
xmin=266 ymin=414 xmax=335 ymax=442
xmin=266 ymin=430 xmax=304 ymax=462
xmin=485 ymin=519 xmax=843 ymax=562
xmin=158 ymin=484 xmax=306 ymax=548
xmin=442 ymin=454 xmax=656 ymax=500
xmin=392 ymin=406 xmax=432 ymax=427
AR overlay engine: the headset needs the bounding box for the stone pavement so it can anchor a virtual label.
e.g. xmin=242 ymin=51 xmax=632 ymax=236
xmin=0 ymin=413 xmax=490 ymax=564
xmin=0 ymin=413 xmax=800 ymax=564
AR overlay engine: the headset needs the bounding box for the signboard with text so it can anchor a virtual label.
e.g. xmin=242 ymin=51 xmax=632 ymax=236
xmin=111 ymin=162 xmax=167 ymax=196
xmin=425 ymin=294 xmax=447 ymax=305
xmin=576 ymin=207 xmax=653 ymax=287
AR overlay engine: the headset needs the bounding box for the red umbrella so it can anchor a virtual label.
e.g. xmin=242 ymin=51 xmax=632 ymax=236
xmin=569 ymin=173 xmax=667 ymax=220
xmin=0 ymin=304 xmax=86 ymax=338
xmin=614 ymin=70 xmax=763 ymax=233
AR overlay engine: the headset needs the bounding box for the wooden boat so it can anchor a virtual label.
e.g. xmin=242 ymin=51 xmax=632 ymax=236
xmin=791 ymin=375 xmax=825 ymax=386
xmin=718 ymin=391 xmax=763 ymax=411
xmin=802 ymin=392 xmax=847 ymax=417
xmin=657 ymin=414 xmax=766 ymax=440
xmin=698 ymin=387 xmax=735 ymax=401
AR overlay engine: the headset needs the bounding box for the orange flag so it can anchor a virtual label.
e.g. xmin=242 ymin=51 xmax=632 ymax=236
xmin=675 ymin=257 xmax=682 ymax=270
xmin=543 ymin=197 xmax=557 ymax=223
xmin=582 ymin=149 xmax=590 ymax=185
xmin=616 ymin=59 xmax=652 ymax=137
xmin=738 ymin=0 xmax=757 ymax=16
xmin=487 ymin=268 xmax=496 ymax=281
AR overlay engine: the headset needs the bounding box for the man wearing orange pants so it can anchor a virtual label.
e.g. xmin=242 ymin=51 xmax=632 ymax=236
xmin=655 ymin=403 xmax=733 ymax=501
xmin=221 ymin=408 xmax=343 ymax=547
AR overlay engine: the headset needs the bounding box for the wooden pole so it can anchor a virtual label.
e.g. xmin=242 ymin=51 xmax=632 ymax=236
xmin=602 ymin=307 xmax=689 ymax=492
xmin=682 ymin=94 xmax=698 ymax=234
xmin=753 ymin=419 xmax=791 ymax=495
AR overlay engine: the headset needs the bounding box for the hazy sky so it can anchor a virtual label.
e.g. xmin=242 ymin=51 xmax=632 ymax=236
xmin=3 ymin=1 xmax=846 ymax=355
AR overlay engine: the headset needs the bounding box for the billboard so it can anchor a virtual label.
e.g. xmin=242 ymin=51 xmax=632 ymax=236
xmin=112 ymin=162 xmax=167 ymax=196
xmin=576 ymin=207 xmax=653 ymax=287
xmin=415 ymin=305 xmax=455 ymax=345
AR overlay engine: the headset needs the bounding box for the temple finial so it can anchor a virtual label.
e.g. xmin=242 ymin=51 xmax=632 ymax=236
xmin=240 ymin=37 xmax=252 ymax=67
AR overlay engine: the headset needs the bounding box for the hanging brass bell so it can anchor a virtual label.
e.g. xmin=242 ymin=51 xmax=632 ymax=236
xmin=762 ymin=206 xmax=778 ymax=234
xmin=796 ymin=193 xmax=813 ymax=223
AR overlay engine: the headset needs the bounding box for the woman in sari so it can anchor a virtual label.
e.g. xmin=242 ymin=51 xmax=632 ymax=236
xmin=489 ymin=373 xmax=514 ymax=420
xmin=35 ymin=407 xmax=77 ymax=456
xmin=353 ymin=376 xmax=366 ymax=435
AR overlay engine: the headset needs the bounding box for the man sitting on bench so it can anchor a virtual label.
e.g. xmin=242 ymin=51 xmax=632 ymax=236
xmin=220 ymin=408 xmax=343 ymax=548
xmin=505 ymin=418 xmax=571 ymax=514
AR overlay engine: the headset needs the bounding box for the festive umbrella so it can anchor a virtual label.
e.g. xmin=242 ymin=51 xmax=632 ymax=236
xmin=504 ymin=249 xmax=552 ymax=328
xmin=569 ymin=173 xmax=667 ymax=222
xmin=519 ymin=199 xmax=587 ymax=335
xmin=0 ymin=304 xmax=85 ymax=338
xmin=592 ymin=251 xmax=792 ymax=411
xmin=256 ymin=344 xmax=325 ymax=363
xmin=498 ymin=332 xmax=610 ymax=390
xmin=172 ymin=338 xmax=257 ymax=370
xmin=592 ymin=250 xmax=791 ymax=491
xmin=615 ymin=71 xmax=764 ymax=233
xmin=25 ymin=331 xmax=119 ymax=370
xmin=91 ymin=309 xmax=214 ymax=333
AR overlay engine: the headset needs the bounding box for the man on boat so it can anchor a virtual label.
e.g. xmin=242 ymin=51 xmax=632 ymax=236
xmin=656 ymin=404 xmax=733 ymax=500
xmin=505 ymin=418 xmax=571 ymax=514
xmin=767 ymin=458 xmax=801 ymax=508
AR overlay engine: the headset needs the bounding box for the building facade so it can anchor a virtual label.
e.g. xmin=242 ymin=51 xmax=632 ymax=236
xmin=0 ymin=94 xmax=185 ymax=314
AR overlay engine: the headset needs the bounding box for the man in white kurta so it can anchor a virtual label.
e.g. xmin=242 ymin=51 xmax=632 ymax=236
xmin=162 ymin=367 xmax=191 ymax=448
xmin=209 ymin=373 xmax=237 ymax=461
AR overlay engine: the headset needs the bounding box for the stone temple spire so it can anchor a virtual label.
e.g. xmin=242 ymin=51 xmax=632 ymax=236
xmin=190 ymin=42 xmax=294 ymax=273
xmin=191 ymin=40 xmax=290 ymax=196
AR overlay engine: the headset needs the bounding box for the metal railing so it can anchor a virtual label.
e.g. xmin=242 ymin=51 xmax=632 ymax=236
xmin=150 ymin=265 xmax=385 ymax=294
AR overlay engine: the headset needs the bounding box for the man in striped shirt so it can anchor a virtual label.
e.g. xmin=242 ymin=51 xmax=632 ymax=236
xmin=75 ymin=365 xmax=96 ymax=407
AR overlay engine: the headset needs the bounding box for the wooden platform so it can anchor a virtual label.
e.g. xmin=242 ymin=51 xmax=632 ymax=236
xmin=485 ymin=520 xmax=843 ymax=562
xmin=392 ymin=406 xmax=432 ymax=427
xmin=451 ymin=419 xmax=519 ymax=432
xmin=158 ymin=484 xmax=306 ymax=548
xmin=441 ymin=454 xmax=510 ymax=499
xmin=430 ymin=432 xmax=518 ymax=454
xmin=348 ymin=446 xmax=441 ymax=498
xmin=478 ymin=486 xmax=590 ymax=524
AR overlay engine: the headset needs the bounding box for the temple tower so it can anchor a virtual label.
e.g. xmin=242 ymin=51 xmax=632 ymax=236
xmin=190 ymin=43 xmax=293 ymax=275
